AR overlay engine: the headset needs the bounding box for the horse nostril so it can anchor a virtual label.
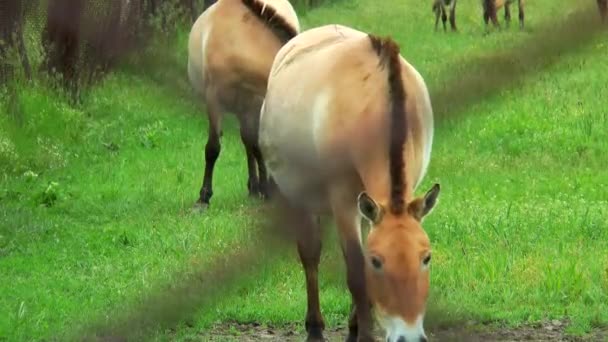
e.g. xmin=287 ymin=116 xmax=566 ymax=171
xmin=396 ymin=337 xmax=406 ymax=342
xmin=420 ymin=337 xmax=428 ymax=342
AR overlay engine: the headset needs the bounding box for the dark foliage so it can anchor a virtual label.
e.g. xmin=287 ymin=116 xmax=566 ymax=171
xmin=1 ymin=0 xmax=327 ymax=92
xmin=0 ymin=0 xmax=31 ymax=83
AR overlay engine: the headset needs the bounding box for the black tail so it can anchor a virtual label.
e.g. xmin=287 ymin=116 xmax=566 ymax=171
xmin=240 ymin=0 xmax=298 ymax=44
xmin=368 ymin=34 xmax=407 ymax=215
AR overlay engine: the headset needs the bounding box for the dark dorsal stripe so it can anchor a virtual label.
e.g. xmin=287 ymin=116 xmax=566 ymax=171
xmin=367 ymin=34 xmax=407 ymax=215
xmin=240 ymin=0 xmax=298 ymax=44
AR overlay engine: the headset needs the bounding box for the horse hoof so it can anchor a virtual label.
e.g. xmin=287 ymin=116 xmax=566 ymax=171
xmin=306 ymin=333 xmax=326 ymax=342
xmin=191 ymin=201 xmax=209 ymax=213
xmin=258 ymin=188 xmax=270 ymax=201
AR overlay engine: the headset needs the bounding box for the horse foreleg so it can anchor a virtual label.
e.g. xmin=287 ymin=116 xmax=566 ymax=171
xmin=331 ymin=186 xmax=374 ymax=342
xmin=296 ymin=209 xmax=325 ymax=342
xmin=434 ymin=6 xmax=441 ymax=31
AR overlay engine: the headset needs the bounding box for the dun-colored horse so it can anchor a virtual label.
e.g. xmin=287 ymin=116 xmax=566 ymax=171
xmin=432 ymin=0 xmax=458 ymax=32
xmin=187 ymin=0 xmax=299 ymax=209
xmin=483 ymin=0 xmax=525 ymax=29
xmin=260 ymin=24 xmax=441 ymax=342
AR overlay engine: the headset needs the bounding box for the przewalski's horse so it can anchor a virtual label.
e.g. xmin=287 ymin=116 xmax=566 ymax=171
xmin=432 ymin=0 xmax=458 ymax=32
xmin=187 ymin=0 xmax=299 ymax=209
xmin=259 ymin=24 xmax=441 ymax=342
xmin=482 ymin=0 xmax=525 ymax=30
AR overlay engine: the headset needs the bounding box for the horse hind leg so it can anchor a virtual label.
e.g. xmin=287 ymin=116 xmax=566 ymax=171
xmin=504 ymin=1 xmax=512 ymax=27
xmin=491 ymin=4 xmax=500 ymax=29
xmin=196 ymin=93 xmax=223 ymax=210
xmin=518 ymin=0 xmax=525 ymax=29
xmin=238 ymin=114 xmax=261 ymax=198
xmin=483 ymin=0 xmax=500 ymax=30
xmin=252 ymin=143 xmax=269 ymax=200
xmin=482 ymin=0 xmax=492 ymax=31
xmin=245 ymin=106 xmax=270 ymax=200
xmin=449 ymin=0 xmax=458 ymax=31
xmin=600 ymin=0 xmax=608 ymax=22
xmin=441 ymin=7 xmax=448 ymax=32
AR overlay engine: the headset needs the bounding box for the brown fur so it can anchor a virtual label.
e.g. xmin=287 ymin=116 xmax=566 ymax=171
xmin=241 ymin=0 xmax=298 ymax=43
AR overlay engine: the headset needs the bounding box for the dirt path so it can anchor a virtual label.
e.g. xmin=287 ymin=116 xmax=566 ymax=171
xmin=197 ymin=320 xmax=607 ymax=342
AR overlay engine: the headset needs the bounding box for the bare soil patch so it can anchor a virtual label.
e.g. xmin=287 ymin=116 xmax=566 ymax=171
xmin=196 ymin=320 xmax=608 ymax=341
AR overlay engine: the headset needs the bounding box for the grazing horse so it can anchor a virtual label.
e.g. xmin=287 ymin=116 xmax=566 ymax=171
xmin=187 ymin=0 xmax=299 ymax=209
xmin=432 ymin=0 xmax=458 ymax=32
xmin=259 ymin=24 xmax=441 ymax=342
xmin=483 ymin=0 xmax=525 ymax=29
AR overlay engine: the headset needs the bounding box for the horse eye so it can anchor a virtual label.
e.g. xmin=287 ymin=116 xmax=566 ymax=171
xmin=371 ymin=256 xmax=383 ymax=270
xmin=423 ymin=254 xmax=432 ymax=266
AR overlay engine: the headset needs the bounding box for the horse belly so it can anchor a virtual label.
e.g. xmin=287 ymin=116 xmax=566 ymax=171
xmin=271 ymin=164 xmax=330 ymax=214
xmin=260 ymin=101 xmax=330 ymax=214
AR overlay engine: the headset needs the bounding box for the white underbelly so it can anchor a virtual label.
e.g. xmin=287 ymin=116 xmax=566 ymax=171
xmin=259 ymin=94 xmax=331 ymax=214
xmin=270 ymin=164 xmax=330 ymax=214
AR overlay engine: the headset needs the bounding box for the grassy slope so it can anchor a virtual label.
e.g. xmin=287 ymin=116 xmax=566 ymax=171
xmin=1 ymin=0 xmax=607 ymax=340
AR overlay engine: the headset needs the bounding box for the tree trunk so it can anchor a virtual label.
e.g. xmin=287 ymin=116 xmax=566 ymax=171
xmin=41 ymin=0 xmax=85 ymax=90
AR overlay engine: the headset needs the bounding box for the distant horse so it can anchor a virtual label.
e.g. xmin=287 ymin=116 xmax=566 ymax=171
xmin=483 ymin=0 xmax=525 ymax=29
xmin=432 ymin=0 xmax=458 ymax=32
xmin=260 ymin=24 xmax=441 ymax=342
xmin=187 ymin=0 xmax=299 ymax=210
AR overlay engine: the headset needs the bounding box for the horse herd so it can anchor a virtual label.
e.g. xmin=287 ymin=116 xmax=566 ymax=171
xmin=433 ymin=0 xmax=608 ymax=32
xmin=432 ymin=0 xmax=526 ymax=32
xmin=186 ymin=1 xmax=603 ymax=341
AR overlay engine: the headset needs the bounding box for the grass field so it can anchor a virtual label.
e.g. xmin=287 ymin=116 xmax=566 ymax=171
xmin=1 ymin=0 xmax=607 ymax=341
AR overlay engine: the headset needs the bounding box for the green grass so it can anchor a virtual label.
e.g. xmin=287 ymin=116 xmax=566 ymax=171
xmin=1 ymin=0 xmax=607 ymax=340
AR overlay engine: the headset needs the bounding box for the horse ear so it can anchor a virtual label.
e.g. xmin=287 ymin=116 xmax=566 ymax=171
xmin=357 ymin=192 xmax=384 ymax=224
xmin=408 ymin=183 xmax=440 ymax=221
